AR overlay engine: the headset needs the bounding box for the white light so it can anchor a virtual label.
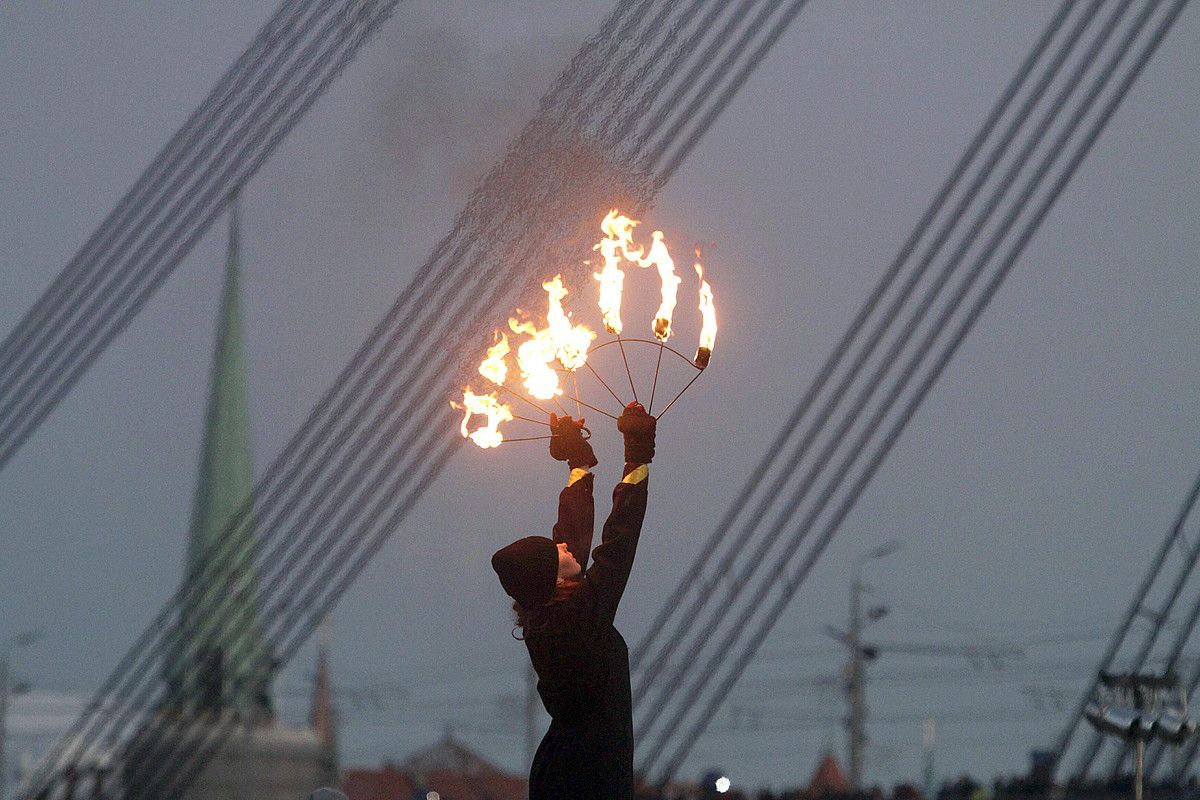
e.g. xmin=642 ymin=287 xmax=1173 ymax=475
xmin=426 ymin=793 xmax=441 ymax=800
xmin=715 ymin=776 xmax=731 ymax=793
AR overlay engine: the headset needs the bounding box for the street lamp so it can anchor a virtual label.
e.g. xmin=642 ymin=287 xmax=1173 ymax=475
xmin=1 ymin=629 xmax=43 ymax=800
xmin=845 ymin=541 xmax=902 ymax=789
xmin=1083 ymin=672 xmax=1196 ymax=800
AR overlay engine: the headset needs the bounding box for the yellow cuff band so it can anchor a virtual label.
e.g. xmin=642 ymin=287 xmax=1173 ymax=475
xmin=568 ymin=467 xmax=591 ymax=487
xmin=621 ymin=464 xmax=649 ymax=485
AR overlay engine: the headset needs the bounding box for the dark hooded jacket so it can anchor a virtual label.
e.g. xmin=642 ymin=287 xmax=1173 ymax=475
xmin=523 ymin=464 xmax=649 ymax=800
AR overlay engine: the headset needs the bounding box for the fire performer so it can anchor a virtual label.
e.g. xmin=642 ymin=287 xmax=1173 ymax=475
xmin=491 ymin=402 xmax=657 ymax=799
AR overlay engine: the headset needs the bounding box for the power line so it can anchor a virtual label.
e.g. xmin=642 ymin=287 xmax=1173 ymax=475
xmin=640 ymin=0 xmax=1188 ymax=783
xmin=0 ymin=0 xmax=332 ymax=387
xmin=1053 ymin=465 xmax=1200 ymax=778
xmin=634 ymin=0 xmax=1098 ymax=760
xmin=19 ymin=2 xmax=808 ymax=796
xmin=0 ymin=0 xmax=394 ymax=468
xmin=629 ymin=0 xmax=1081 ymax=688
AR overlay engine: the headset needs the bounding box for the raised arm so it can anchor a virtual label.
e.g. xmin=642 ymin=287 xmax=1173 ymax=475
xmin=548 ymin=414 xmax=597 ymax=568
xmin=583 ymin=462 xmax=648 ymax=619
xmin=553 ymin=468 xmax=595 ymax=568
xmin=582 ymin=403 xmax=656 ymax=621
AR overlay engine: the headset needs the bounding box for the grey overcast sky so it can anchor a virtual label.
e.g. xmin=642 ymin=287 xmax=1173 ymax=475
xmin=2 ymin=0 xmax=1199 ymax=792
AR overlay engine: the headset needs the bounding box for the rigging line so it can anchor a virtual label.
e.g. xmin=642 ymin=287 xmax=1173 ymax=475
xmin=57 ymin=207 xmax=601 ymax=776
xmin=11 ymin=6 xmax=422 ymax=782
xmin=639 ymin=0 xmax=1142 ymax=770
xmin=593 ymin=0 xmax=699 ymax=144
xmin=1053 ymin=474 xmax=1200 ymax=771
xmin=0 ymin=0 xmax=350 ymax=414
xmin=650 ymin=1 xmax=1184 ymax=780
xmin=0 ymin=0 xmax=330 ymax=383
xmin=16 ymin=18 xmax=638 ymax=734
xmin=1131 ymin=541 xmax=1200 ymax=773
xmin=43 ymin=218 xmax=481 ymax=777
xmin=0 ymin=0 xmax=639 ymax=413
xmin=546 ymin=0 xmax=653 ymax=121
xmin=23 ymin=0 xmax=806 ymax=786
xmin=629 ymin=0 xmax=763 ymax=161
xmin=11 ymin=13 xmax=419 ymax=788
xmin=0 ymin=0 xmax=744 ymax=472
xmin=2 ymin=0 xmax=748 ymax=482
xmin=642 ymin=0 xmax=792 ymax=173
xmin=609 ymin=0 xmax=714 ymax=146
xmin=127 ymin=342 xmax=469 ymax=791
xmin=100 ymin=12 xmax=806 ymax=786
xmin=653 ymin=0 xmax=807 ymax=187
xmin=144 ymin=427 xmax=463 ymax=799
xmin=637 ymin=0 xmax=1116 ymax=740
xmin=0 ymin=0 xmax=397 ymax=467
xmin=1101 ymin=507 xmax=1200 ymax=778
xmin=1164 ymin=642 xmax=1200 ymax=777
xmin=1129 ymin=586 xmax=1200 ymax=776
xmin=0 ymin=0 xmax=652 ymax=470
xmin=63 ymin=153 xmax=667 ymax=777
xmin=628 ymin=0 xmax=1079 ymax=677
xmin=632 ymin=0 xmax=1093 ymax=712
xmin=39 ymin=0 xmax=768 ymax=772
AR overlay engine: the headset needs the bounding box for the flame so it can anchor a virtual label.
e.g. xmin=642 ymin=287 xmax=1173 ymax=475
xmin=592 ymin=210 xmax=643 ymax=335
xmin=456 ymin=211 xmax=720 ymax=451
xmin=637 ymin=230 xmax=680 ymax=340
xmin=478 ymin=333 xmax=509 ymax=385
xmin=594 ymin=210 xmax=683 ymax=341
xmin=694 ymin=255 xmax=717 ymax=369
xmin=509 ymin=275 xmax=596 ymax=399
xmin=453 ymin=390 xmax=513 ymax=449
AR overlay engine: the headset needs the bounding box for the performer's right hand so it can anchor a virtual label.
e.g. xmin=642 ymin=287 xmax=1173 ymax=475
xmin=549 ymin=413 xmax=597 ymax=469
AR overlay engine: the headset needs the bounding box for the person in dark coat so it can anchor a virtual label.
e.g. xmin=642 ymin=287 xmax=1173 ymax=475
xmin=491 ymin=401 xmax=656 ymax=800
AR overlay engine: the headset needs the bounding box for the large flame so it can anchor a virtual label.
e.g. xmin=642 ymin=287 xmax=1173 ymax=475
xmin=592 ymin=210 xmax=643 ymax=335
xmin=453 ymin=390 xmax=513 ymax=449
xmin=637 ymin=230 xmax=680 ymax=340
xmin=456 ymin=211 xmax=719 ymax=450
xmin=694 ymin=255 xmax=717 ymax=369
xmin=509 ymin=275 xmax=596 ymax=400
xmin=594 ymin=210 xmax=683 ymax=341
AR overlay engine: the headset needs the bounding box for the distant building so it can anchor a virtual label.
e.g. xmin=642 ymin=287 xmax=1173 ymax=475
xmin=809 ymin=751 xmax=852 ymax=797
xmin=121 ymin=197 xmax=338 ymax=800
xmin=342 ymin=733 xmax=526 ymax=800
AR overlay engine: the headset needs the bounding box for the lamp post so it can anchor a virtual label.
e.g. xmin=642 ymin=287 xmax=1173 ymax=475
xmin=1084 ymin=672 xmax=1195 ymax=800
xmin=0 ymin=630 xmax=42 ymax=800
xmin=844 ymin=541 xmax=902 ymax=789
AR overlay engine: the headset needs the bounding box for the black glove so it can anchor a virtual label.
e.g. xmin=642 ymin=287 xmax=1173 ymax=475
xmin=617 ymin=402 xmax=656 ymax=464
xmin=549 ymin=414 xmax=597 ymax=469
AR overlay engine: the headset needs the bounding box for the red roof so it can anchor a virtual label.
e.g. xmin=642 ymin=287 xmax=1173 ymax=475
xmin=342 ymin=766 xmax=415 ymax=800
xmin=809 ymin=751 xmax=851 ymax=795
xmin=426 ymin=769 xmax=527 ymax=800
xmin=342 ymin=767 xmax=528 ymax=800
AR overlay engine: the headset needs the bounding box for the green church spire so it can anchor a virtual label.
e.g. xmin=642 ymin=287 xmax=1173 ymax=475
xmin=164 ymin=194 xmax=272 ymax=721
